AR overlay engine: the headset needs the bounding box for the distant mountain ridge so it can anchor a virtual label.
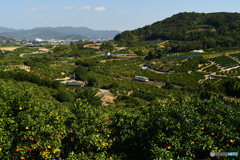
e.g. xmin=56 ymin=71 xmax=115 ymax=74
xmin=0 ymin=26 xmax=121 ymax=40
xmin=0 ymin=27 xmax=17 ymax=33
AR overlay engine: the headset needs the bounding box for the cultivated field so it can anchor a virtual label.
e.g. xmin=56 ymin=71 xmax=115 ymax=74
xmin=84 ymin=43 xmax=102 ymax=49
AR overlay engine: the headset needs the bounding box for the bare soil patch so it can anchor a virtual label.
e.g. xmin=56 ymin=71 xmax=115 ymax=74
xmin=2 ymin=65 xmax=30 ymax=72
xmin=67 ymin=57 xmax=75 ymax=59
xmin=96 ymin=89 xmax=116 ymax=104
xmin=0 ymin=46 xmax=21 ymax=51
xmin=38 ymin=48 xmax=49 ymax=52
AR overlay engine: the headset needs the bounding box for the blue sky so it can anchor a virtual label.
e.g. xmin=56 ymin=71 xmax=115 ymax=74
xmin=0 ymin=0 xmax=239 ymax=31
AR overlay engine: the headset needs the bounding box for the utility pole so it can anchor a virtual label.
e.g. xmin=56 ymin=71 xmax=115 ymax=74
xmin=167 ymin=75 xmax=169 ymax=83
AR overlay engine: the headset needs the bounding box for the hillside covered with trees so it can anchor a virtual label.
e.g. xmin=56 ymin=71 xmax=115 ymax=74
xmin=114 ymin=12 xmax=240 ymax=51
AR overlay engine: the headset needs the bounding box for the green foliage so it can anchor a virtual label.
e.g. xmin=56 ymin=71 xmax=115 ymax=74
xmin=87 ymin=75 xmax=98 ymax=87
xmin=75 ymin=88 xmax=102 ymax=106
xmin=0 ymin=84 xmax=72 ymax=159
xmin=74 ymin=66 xmax=88 ymax=81
xmin=75 ymin=59 xmax=100 ymax=72
xmin=0 ymin=70 xmax=62 ymax=89
xmin=115 ymin=12 xmax=240 ymax=51
xmin=11 ymin=47 xmax=39 ymax=54
xmin=53 ymin=43 xmax=97 ymax=58
xmin=203 ymin=64 xmax=220 ymax=72
xmin=209 ymin=56 xmax=239 ymax=69
xmin=145 ymin=51 xmax=163 ymax=60
xmin=56 ymin=90 xmax=75 ymax=102
xmin=198 ymin=78 xmax=240 ymax=99
xmin=0 ymin=82 xmax=239 ymax=159
xmin=100 ymin=41 xmax=115 ymax=52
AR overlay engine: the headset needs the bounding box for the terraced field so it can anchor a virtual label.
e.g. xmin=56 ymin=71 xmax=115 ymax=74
xmin=209 ymin=56 xmax=239 ymax=70
xmin=230 ymin=53 xmax=240 ymax=61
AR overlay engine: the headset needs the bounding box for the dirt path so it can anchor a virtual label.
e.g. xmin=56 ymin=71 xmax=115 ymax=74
xmin=227 ymin=52 xmax=240 ymax=64
xmin=119 ymin=76 xmax=174 ymax=88
xmin=20 ymin=52 xmax=47 ymax=57
xmin=197 ymin=61 xmax=214 ymax=72
xmin=38 ymin=48 xmax=50 ymax=52
xmin=140 ymin=64 xmax=173 ymax=74
xmin=225 ymin=51 xmax=239 ymax=56
xmin=158 ymin=40 xmax=168 ymax=48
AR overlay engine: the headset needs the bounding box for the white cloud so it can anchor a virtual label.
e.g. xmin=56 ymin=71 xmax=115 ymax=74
xmin=78 ymin=6 xmax=91 ymax=11
xmin=94 ymin=7 xmax=106 ymax=12
xmin=122 ymin=11 xmax=129 ymax=14
xmin=62 ymin=5 xmax=75 ymax=10
xmin=22 ymin=6 xmax=46 ymax=12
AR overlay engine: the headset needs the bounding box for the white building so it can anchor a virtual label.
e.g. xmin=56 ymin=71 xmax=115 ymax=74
xmin=35 ymin=38 xmax=44 ymax=42
xmin=192 ymin=50 xmax=204 ymax=53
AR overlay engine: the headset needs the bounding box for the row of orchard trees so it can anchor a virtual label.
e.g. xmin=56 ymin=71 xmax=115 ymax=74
xmin=0 ymin=83 xmax=239 ymax=159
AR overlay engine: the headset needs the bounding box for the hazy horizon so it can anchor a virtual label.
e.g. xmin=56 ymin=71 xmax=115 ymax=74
xmin=1 ymin=0 xmax=240 ymax=31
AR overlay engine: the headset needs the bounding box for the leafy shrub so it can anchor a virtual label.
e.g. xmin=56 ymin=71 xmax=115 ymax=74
xmin=74 ymin=66 xmax=88 ymax=81
xmin=56 ymin=90 xmax=75 ymax=102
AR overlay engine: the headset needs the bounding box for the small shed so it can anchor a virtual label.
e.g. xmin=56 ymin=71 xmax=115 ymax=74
xmin=66 ymin=82 xmax=84 ymax=88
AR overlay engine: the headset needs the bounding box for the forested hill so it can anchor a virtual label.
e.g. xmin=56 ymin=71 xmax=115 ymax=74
xmin=114 ymin=12 xmax=240 ymax=44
